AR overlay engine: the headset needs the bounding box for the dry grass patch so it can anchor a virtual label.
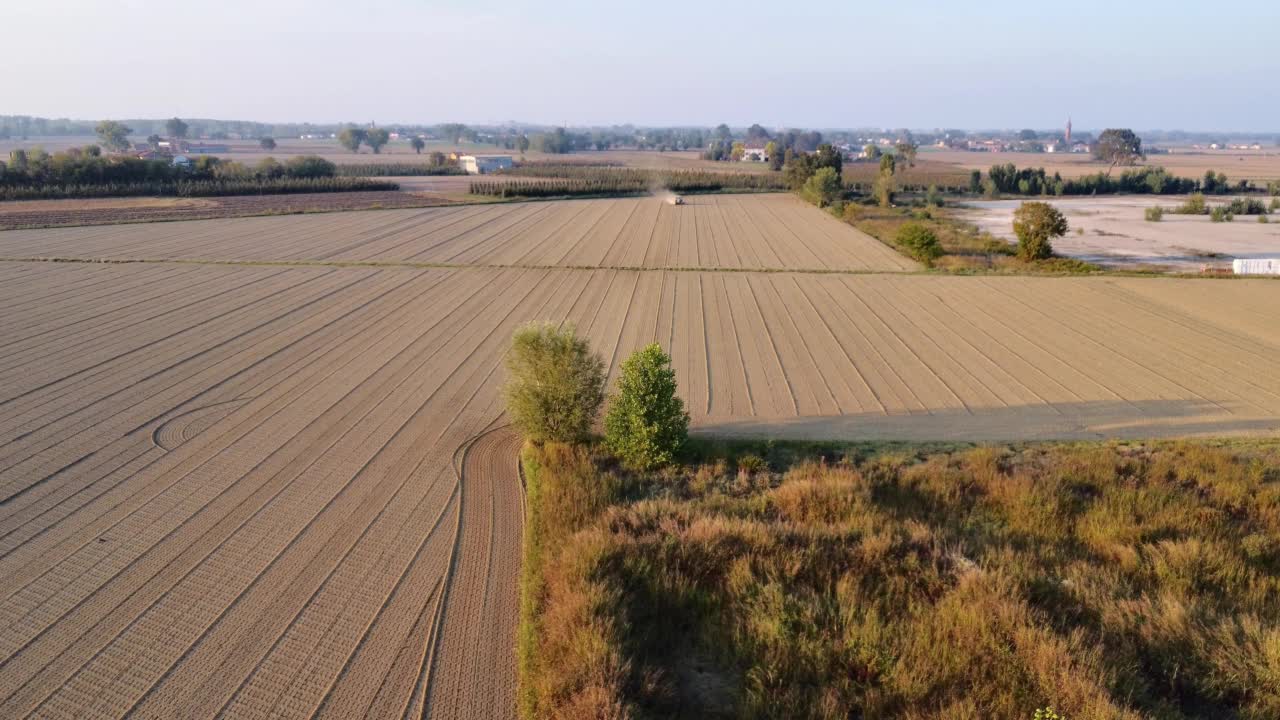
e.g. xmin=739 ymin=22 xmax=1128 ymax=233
xmin=520 ymin=440 xmax=1280 ymax=719
xmin=839 ymin=203 xmax=1103 ymax=274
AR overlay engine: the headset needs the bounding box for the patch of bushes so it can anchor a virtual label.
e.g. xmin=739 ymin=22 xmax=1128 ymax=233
xmin=1144 ymin=205 xmax=1164 ymax=222
xmin=1174 ymin=193 xmax=1208 ymax=215
xmin=1210 ymin=206 xmax=1234 ymax=223
xmin=895 ymin=222 xmax=944 ymax=265
xmin=521 ymin=439 xmax=1280 ymax=719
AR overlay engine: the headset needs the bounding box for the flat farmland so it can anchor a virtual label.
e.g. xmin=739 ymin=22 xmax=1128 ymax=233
xmin=2 ymin=196 xmax=1280 ymax=719
xmin=0 ymin=194 xmax=917 ymax=272
xmin=925 ymin=147 xmax=1280 ymax=182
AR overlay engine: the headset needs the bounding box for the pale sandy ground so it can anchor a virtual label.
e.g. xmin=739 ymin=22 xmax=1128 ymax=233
xmin=1 ymin=196 xmax=1279 ymax=719
xmin=959 ymin=196 xmax=1280 ymax=270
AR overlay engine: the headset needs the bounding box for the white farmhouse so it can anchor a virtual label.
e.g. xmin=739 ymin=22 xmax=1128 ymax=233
xmin=460 ymin=155 xmax=514 ymax=174
xmin=741 ymin=143 xmax=768 ymax=162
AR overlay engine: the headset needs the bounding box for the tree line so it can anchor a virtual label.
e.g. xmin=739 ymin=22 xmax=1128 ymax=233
xmin=984 ymin=164 xmax=1251 ymax=196
xmin=0 ymin=146 xmax=399 ymax=200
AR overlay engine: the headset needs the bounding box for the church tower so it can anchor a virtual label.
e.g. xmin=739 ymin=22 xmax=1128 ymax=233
xmin=1065 ymin=117 xmax=1072 ymax=145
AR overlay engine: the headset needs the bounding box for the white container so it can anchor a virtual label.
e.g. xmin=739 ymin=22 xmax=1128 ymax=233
xmin=1232 ymin=258 xmax=1280 ymax=275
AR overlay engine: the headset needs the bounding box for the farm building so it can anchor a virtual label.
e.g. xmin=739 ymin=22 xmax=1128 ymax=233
xmin=460 ymin=154 xmax=513 ymax=174
xmin=741 ymin=143 xmax=768 ymax=162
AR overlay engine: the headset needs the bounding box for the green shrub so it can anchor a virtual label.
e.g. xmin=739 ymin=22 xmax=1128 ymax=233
xmin=1226 ymin=197 xmax=1269 ymax=215
xmin=502 ymin=322 xmax=606 ymax=443
xmin=1144 ymin=205 xmax=1164 ymax=222
xmin=1210 ymin=206 xmax=1233 ymax=222
xmin=737 ymin=454 xmax=767 ymax=475
xmin=1259 ymin=214 xmax=1270 ymax=224
xmin=1271 ymin=198 xmax=1280 ymax=211
xmin=800 ymin=166 xmax=842 ymax=207
xmin=896 ymin=222 xmax=944 ymax=265
xmin=1175 ymin=193 xmax=1208 ymax=215
xmin=925 ymin=184 xmax=945 ymax=206
xmin=604 ymin=343 xmax=690 ymax=470
xmin=1012 ymin=201 xmax=1068 ymax=261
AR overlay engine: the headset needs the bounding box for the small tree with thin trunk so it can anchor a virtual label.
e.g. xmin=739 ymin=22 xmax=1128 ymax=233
xmin=410 ymin=136 xmax=425 ymax=154
xmin=1012 ymin=201 xmax=1068 ymax=261
xmin=604 ymin=344 xmax=689 ymax=470
xmin=365 ymin=127 xmax=390 ymax=154
xmin=503 ymin=322 xmax=605 ymax=443
xmin=259 ymin=137 xmax=276 ymax=151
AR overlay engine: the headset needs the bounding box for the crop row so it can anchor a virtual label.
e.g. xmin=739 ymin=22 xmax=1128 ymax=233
xmin=334 ymin=163 xmax=466 ymax=177
xmin=0 ymin=176 xmax=400 ymax=201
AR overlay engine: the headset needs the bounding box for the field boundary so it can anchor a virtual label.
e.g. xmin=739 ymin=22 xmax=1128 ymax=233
xmin=4 ymin=254 xmax=1277 ymax=281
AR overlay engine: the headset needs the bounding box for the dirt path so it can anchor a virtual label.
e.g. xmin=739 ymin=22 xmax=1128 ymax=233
xmin=424 ymin=426 xmax=523 ymax=720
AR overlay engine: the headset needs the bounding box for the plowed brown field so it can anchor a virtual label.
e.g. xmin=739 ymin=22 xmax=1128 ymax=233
xmin=0 ymin=194 xmax=917 ymax=272
xmin=1 ymin=195 xmax=1279 ymax=719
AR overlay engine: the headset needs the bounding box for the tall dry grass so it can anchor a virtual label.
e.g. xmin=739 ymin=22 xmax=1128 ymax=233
xmin=520 ymin=440 xmax=1280 ymax=719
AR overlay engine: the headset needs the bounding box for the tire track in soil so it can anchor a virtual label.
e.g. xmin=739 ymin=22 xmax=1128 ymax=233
xmin=421 ymin=425 xmax=523 ymax=720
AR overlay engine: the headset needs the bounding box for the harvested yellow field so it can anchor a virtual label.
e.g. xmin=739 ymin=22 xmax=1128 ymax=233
xmin=1 ymin=196 xmax=1279 ymax=719
xmin=0 ymin=194 xmax=917 ymax=272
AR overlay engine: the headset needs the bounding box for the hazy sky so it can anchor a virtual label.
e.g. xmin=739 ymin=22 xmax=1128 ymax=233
xmin=8 ymin=0 xmax=1278 ymax=130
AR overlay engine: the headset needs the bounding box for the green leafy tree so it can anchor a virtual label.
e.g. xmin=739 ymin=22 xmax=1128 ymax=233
xmin=1094 ymin=129 xmax=1144 ymax=175
xmin=604 ymin=343 xmax=689 ymax=470
xmin=259 ymin=137 xmax=276 ymax=151
xmin=730 ymin=141 xmax=745 ymax=161
xmin=764 ymin=141 xmax=781 ymax=170
xmin=813 ymin=143 xmax=843 ymax=175
xmin=166 ymin=117 xmax=188 ymax=139
xmin=783 ymin=153 xmax=816 ymax=190
xmin=365 ymin=127 xmax=390 ymax=154
xmin=503 ymin=322 xmax=606 ymax=443
xmin=1012 ymin=201 xmax=1067 ymax=261
xmin=410 ymin=136 xmax=426 ymax=154
xmin=146 ymin=134 xmax=162 ymax=150
xmin=862 ymin=144 xmax=881 ymax=161
xmin=517 ymin=134 xmax=530 ymax=154
xmin=801 ymin=166 xmax=841 ymax=207
xmin=714 ymin=123 xmax=732 ymax=141
xmin=94 ymin=121 xmax=132 ymax=152
xmin=894 ymin=141 xmax=918 ymax=168
xmin=337 ymin=127 xmax=366 ymax=153
xmin=895 ymin=222 xmax=943 ymax=265
xmin=874 ymin=154 xmax=897 ymax=207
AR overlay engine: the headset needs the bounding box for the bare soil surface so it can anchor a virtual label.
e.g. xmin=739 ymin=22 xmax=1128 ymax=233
xmin=0 ymin=192 xmax=451 ymax=231
xmin=959 ymin=196 xmax=1280 ymax=271
xmin=1 ymin=195 xmax=1279 ymax=719
xmin=0 ymin=194 xmax=916 ymax=272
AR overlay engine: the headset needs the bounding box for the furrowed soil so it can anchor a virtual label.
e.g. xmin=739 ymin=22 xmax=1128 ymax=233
xmin=0 ymin=191 xmax=452 ymax=231
xmin=0 ymin=195 xmax=1278 ymax=719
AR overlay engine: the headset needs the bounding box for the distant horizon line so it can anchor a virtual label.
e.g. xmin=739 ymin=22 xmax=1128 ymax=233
xmin=2 ymin=114 xmax=1279 ymax=137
